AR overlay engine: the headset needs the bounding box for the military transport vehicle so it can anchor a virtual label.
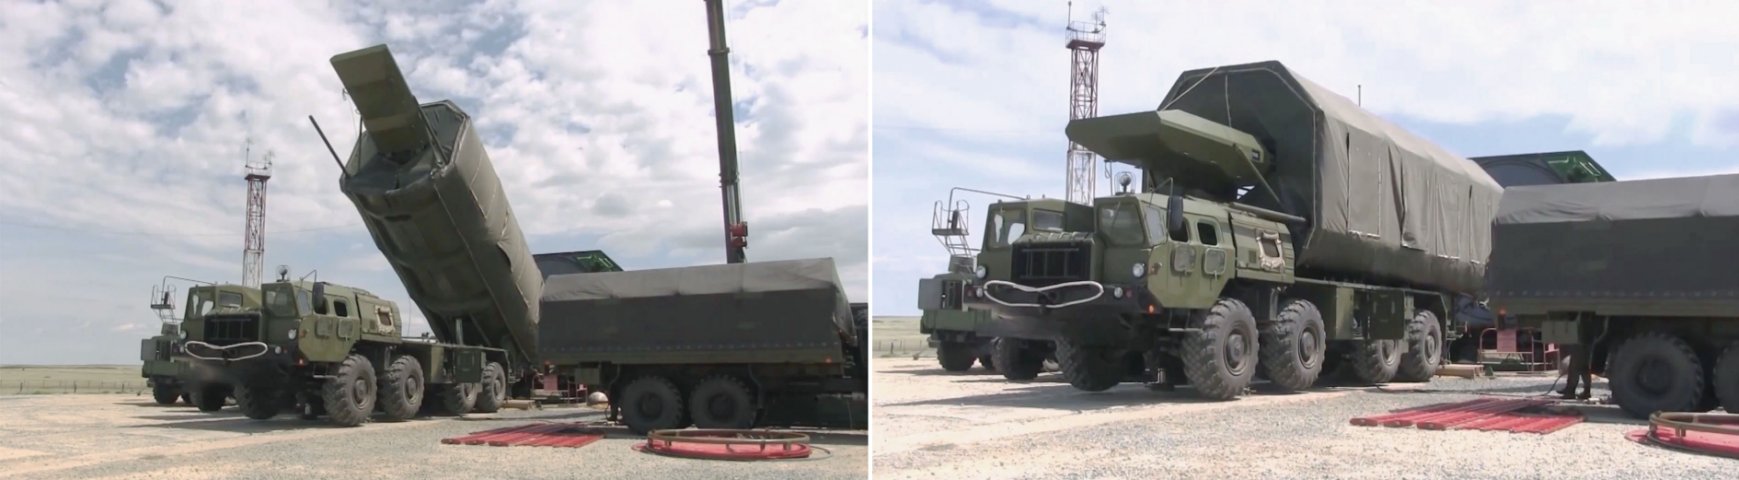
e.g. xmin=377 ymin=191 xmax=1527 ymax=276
xmin=320 ymin=43 xmax=867 ymax=434
xmin=1486 ymin=173 xmax=1739 ymax=417
xmin=143 ymin=280 xmax=259 ymax=410
xmin=956 ymin=60 xmax=1502 ymax=400
xmin=923 ymin=196 xmax=1093 ymax=380
xmin=1444 ymin=151 xmax=1617 ymax=364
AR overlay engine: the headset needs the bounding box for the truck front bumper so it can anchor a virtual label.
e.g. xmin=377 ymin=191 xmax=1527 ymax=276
xmin=180 ymin=342 xmax=298 ymax=386
xmin=960 ymin=280 xmax=1155 ymax=342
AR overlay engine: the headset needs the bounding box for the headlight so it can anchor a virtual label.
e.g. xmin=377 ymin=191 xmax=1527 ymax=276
xmin=1131 ymin=262 xmax=1146 ymax=278
xmin=178 ymin=328 xmax=188 ymax=339
xmin=975 ymin=264 xmax=988 ymax=279
xmin=1112 ymin=286 xmax=1125 ymax=299
xmin=287 ymin=329 xmax=298 ymax=340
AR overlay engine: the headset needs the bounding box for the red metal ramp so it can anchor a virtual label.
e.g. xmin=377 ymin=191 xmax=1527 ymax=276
xmin=633 ymin=429 xmax=813 ymax=461
xmin=1351 ymin=397 xmax=1583 ymax=434
xmin=1626 ymin=412 xmax=1739 ymax=459
xmin=440 ymin=422 xmax=605 ymax=448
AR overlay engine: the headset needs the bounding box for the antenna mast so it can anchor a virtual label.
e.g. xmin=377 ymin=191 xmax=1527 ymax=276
xmin=1065 ymin=3 xmax=1107 ymax=204
xmin=242 ymin=139 xmax=273 ymax=288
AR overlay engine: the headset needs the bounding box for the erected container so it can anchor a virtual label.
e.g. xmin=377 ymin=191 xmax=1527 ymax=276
xmin=1070 ymin=60 xmax=1503 ymax=294
xmin=331 ymin=44 xmax=545 ymax=367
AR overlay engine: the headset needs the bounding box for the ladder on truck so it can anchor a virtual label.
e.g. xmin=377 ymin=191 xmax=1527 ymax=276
xmin=932 ymin=198 xmax=977 ymax=273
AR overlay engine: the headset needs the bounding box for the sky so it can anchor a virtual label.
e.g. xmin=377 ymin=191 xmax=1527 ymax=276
xmin=872 ymin=0 xmax=1739 ymax=315
xmin=0 ymin=0 xmax=869 ymax=364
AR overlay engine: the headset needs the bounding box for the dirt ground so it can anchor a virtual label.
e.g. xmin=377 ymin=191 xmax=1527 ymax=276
xmin=0 ymin=394 xmax=866 ymax=480
xmin=870 ymin=357 xmax=1733 ymax=480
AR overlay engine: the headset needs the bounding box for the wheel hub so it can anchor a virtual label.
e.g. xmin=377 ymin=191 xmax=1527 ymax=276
xmin=352 ymin=378 xmax=369 ymax=404
xmin=1227 ymin=332 xmax=1248 ymax=371
xmin=708 ymin=394 xmax=737 ymax=420
xmin=1637 ymin=357 xmax=1672 ymax=394
xmin=639 ymin=395 xmax=664 ymax=418
xmin=1299 ymin=329 xmax=1320 ymax=366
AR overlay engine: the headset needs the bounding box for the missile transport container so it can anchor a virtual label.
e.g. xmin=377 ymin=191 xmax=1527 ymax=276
xmin=960 ymin=61 xmax=1501 ymax=399
xmin=1487 ymin=173 xmax=1739 ymax=417
xmin=331 ymin=45 xmax=545 ymax=377
xmin=539 ymin=258 xmax=868 ymax=434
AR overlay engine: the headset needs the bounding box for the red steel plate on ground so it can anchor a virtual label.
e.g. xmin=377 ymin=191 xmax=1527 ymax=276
xmin=634 ymin=441 xmax=812 ymax=460
xmin=440 ymin=422 xmax=605 ymax=449
xmin=1352 ymin=397 xmax=1580 ymax=434
xmin=634 ymin=429 xmax=814 ymax=461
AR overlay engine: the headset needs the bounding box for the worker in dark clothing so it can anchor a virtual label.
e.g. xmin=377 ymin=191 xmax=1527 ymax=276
xmin=1558 ymin=343 xmax=1592 ymax=400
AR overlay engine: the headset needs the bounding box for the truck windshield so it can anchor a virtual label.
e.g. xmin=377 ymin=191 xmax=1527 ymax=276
xmin=264 ymin=286 xmax=296 ymax=316
xmin=1098 ymin=201 xmax=1146 ymax=246
xmin=986 ymin=206 xmax=1027 ymax=249
xmin=217 ymin=291 xmax=244 ymax=308
xmin=1032 ymin=210 xmax=1064 ymax=232
xmin=185 ymin=290 xmax=214 ymax=321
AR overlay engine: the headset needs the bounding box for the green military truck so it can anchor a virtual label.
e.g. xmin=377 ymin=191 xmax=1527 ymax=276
xmin=957 ymin=61 xmax=1501 ymax=399
xmin=1486 ymin=173 xmax=1739 ymax=417
xmin=180 ymin=272 xmax=505 ymax=426
xmin=143 ymin=280 xmax=259 ymax=410
xmin=923 ymin=198 xmax=1093 ymax=380
xmin=320 ymin=44 xmax=867 ymax=434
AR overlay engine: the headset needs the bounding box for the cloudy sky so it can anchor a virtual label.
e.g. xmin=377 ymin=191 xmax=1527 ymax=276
xmin=0 ymin=0 xmax=868 ymax=364
xmin=873 ymin=0 xmax=1739 ymax=315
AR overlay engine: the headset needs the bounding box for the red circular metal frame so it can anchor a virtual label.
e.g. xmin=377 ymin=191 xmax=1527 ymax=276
xmin=634 ymin=429 xmax=813 ymax=461
xmin=1626 ymin=412 xmax=1739 ymax=459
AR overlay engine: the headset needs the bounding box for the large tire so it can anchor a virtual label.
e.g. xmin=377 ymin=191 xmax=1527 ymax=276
xmin=687 ymin=375 xmax=756 ymax=429
xmin=152 ymin=384 xmax=180 ymax=405
xmin=1715 ymin=343 xmax=1739 ymax=414
xmin=193 ymin=384 xmax=226 ymax=412
xmin=234 ymin=384 xmax=280 ymax=420
xmin=437 ymin=382 xmax=479 ymax=416
xmin=937 ymin=342 xmax=975 ymax=372
xmin=1062 ymin=342 xmax=1123 ymax=392
xmin=322 ymin=353 xmax=378 ymax=427
xmin=1394 ymin=310 xmax=1444 ymax=382
xmin=1181 ymin=298 xmax=1260 ymax=400
xmin=1258 ymin=299 xmax=1326 ymax=391
xmin=377 ymin=355 xmax=424 ymax=422
xmin=620 ymin=375 xmax=686 ymax=434
xmin=1609 ymin=331 xmax=1705 ymax=418
xmin=1350 ymin=339 xmax=1401 ymax=385
xmin=474 ymin=362 xmax=507 ymax=413
xmin=992 ymin=338 xmax=1045 ymax=381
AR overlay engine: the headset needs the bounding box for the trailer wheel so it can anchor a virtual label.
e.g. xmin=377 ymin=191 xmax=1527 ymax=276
xmin=688 ymin=375 xmax=756 ymax=429
xmin=377 ymin=355 xmax=424 ymax=422
xmin=1258 ymin=299 xmax=1325 ymax=392
xmin=1610 ymin=331 xmax=1706 ymax=418
xmin=993 ymin=337 xmax=1046 ymax=381
xmin=474 ymin=362 xmax=507 ymax=413
xmin=322 ymin=353 xmax=378 ymax=427
xmin=1715 ymin=343 xmax=1739 ymax=414
xmin=192 ymin=383 xmax=226 ymax=412
xmin=152 ymin=383 xmax=180 ymax=405
xmin=620 ymin=375 xmax=687 ymax=434
xmin=1394 ymin=310 xmax=1444 ymax=382
xmin=937 ymin=342 xmax=975 ymax=372
xmin=437 ymin=382 xmax=479 ymax=416
xmin=1182 ymin=298 xmax=1259 ymax=400
xmin=1349 ymin=339 xmax=1401 ymax=385
xmin=234 ymin=384 xmax=280 ymax=420
xmin=1062 ymin=340 xmax=1123 ymax=392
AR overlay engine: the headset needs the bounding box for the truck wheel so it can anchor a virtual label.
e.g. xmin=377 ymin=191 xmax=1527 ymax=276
xmin=993 ymin=338 xmax=1045 ymax=381
xmin=620 ymin=375 xmax=687 ymax=434
xmin=1053 ymin=337 xmax=1076 ymax=379
xmin=152 ymin=384 xmax=180 ymax=405
xmin=1610 ymin=331 xmax=1706 ymax=418
xmin=688 ymin=375 xmax=756 ymax=429
xmin=1182 ymin=298 xmax=1259 ymax=400
xmin=377 ymin=355 xmax=424 ymax=422
xmin=193 ymin=384 xmax=226 ymax=412
xmin=1394 ymin=310 xmax=1444 ymax=382
xmin=322 ymin=353 xmax=378 ymax=427
xmin=1258 ymin=299 xmax=1326 ymax=392
xmin=234 ymin=384 xmax=280 ymax=420
xmin=437 ymin=383 xmax=479 ymax=416
xmin=1063 ymin=343 xmax=1123 ymax=392
xmin=937 ymin=342 xmax=975 ymax=372
xmin=474 ymin=362 xmax=507 ymax=413
xmin=1350 ymin=339 xmax=1401 ymax=385
xmin=1715 ymin=343 xmax=1739 ymax=414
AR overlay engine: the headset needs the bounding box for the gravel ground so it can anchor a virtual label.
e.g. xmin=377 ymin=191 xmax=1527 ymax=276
xmin=0 ymin=394 xmax=865 ymax=480
xmin=871 ymin=358 xmax=1733 ymax=480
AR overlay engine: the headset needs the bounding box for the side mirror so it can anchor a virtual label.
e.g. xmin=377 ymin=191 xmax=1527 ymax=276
xmin=312 ymin=282 xmax=328 ymax=314
xmin=1166 ymin=194 xmax=1186 ymax=237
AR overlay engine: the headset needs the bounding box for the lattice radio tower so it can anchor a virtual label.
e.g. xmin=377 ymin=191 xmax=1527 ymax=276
xmin=242 ymin=139 xmax=274 ymax=288
xmin=1065 ymin=3 xmax=1106 ymax=204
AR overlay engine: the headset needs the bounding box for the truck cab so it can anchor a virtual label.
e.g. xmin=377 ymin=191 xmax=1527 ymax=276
xmin=143 ymin=283 xmax=260 ymax=408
